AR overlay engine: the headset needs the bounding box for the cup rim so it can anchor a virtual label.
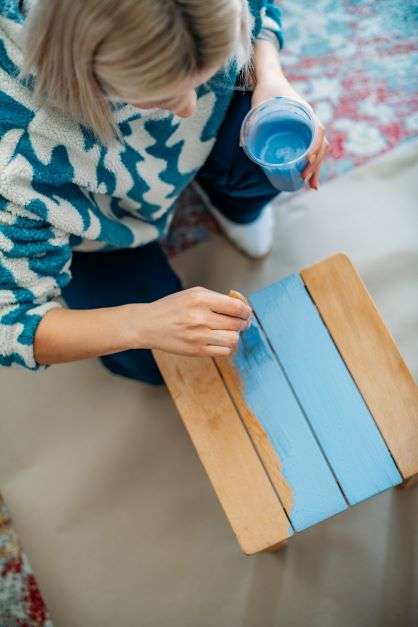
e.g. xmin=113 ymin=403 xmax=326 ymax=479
xmin=240 ymin=96 xmax=318 ymax=169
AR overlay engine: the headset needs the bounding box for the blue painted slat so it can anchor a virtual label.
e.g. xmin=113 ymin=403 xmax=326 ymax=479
xmin=250 ymin=274 xmax=402 ymax=505
xmin=229 ymin=318 xmax=347 ymax=532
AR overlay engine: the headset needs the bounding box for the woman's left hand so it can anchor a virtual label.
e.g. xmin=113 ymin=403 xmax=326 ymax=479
xmin=251 ymin=80 xmax=330 ymax=190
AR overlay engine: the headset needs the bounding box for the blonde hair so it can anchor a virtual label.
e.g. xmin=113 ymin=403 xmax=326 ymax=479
xmin=22 ymin=0 xmax=253 ymax=143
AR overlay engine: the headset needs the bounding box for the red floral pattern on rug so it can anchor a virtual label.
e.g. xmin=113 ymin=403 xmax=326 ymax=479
xmin=0 ymin=499 xmax=53 ymax=626
xmin=165 ymin=0 xmax=418 ymax=255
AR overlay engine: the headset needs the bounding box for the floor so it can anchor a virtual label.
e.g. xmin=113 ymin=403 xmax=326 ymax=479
xmin=0 ymin=140 xmax=417 ymax=627
xmin=1 ymin=0 xmax=418 ymax=622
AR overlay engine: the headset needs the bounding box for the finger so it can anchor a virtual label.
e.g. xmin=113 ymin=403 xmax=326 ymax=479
xmin=306 ymin=162 xmax=321 ymax=189
xmin=207 ymin=292 xmax=252 ymax=320
xmin=204 ymin=345 xmax=233 ymax=357
xmin=309 ymin=150 xmax=325 ymax=189
xmin=302 ymin=160 xmax=313 ymax=179
xmin=302 ymin=155 xmax=319 ymax=181
xmin=304 ymin=146 xmax=323 ymax=181
xmin=208 ymin=312 xmax=249 ymax=332
xmin=310 ymin=170 xmax=320 ymax=190
xmin=229 ymin=289 xmax=249 ymax=306
xmin=308 ymin=144 xmax=328 ymax=189
xmin=302 ymin=148 xmax=321 ymax=180
xmin=302 ymin=125 xmax=325 ymax=177
xmin=304 ymin=139 xmax=329 ymax=183
xmin=309 ymin=124 xmax=325 ymax=155
xmin=208 ymin=329 xmax=240 ymax=349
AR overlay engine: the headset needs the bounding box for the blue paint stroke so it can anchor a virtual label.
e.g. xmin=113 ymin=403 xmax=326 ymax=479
xmin=250 ymin=274 xmax=402 ymax=506
xmin=232 ymin=319 xmax=347 ymax=532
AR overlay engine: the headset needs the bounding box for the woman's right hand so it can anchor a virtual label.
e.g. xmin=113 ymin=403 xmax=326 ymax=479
xmin=136 ymin=287 xmax=252 ymax=357
xmin=34 ymin=287 xmax=252 ymax=366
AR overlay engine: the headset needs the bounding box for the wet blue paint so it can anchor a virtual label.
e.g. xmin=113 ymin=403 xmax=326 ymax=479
xmin=250 ymin=117 xmax=312 ymax=166
xmin=231 ymin=318 xmax=347 ymax=532
xmin=250 ymin=274 xmax=402 ymax=505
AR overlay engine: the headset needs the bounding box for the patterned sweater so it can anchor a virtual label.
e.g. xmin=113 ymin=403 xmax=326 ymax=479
xmin=0 ymin=0 xmax=283 ymax=370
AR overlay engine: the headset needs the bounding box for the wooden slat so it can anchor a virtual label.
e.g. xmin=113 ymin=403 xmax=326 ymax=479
xmin=301 ymin=253 xmax=418 ymax=482
xmin=153 ymin=350 xmax=292 ymax=555
xmin=215 ymin=353 xmax=294 ymax=517
xmin=215 ymin=318 xmax=347 ymax=532
xmin=250 ymin=273 xmax=402 ymax=505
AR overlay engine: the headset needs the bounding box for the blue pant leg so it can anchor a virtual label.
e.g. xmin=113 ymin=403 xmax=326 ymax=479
xmin=195 ymin=90 xmax=280 ymax=225
xmin=62 ymin=242 xmax=182 ymax=385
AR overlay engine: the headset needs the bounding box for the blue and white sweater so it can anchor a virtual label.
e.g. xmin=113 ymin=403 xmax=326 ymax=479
xmin=0 ymin=0 xmax=283 ymax=370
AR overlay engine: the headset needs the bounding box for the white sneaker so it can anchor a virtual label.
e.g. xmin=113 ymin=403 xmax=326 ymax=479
xmin=193 ymin=181 xmax=275 ymax=259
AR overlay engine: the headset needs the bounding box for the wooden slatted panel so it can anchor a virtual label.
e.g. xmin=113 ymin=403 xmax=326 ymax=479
xmin=301 ymin=253 xmax=418 ymax=482
xmin=215 ymin=318 xmax=347 ymax=532
xmin=250 ymin=272 xmax=402 ymax=505
xmin=153 ymin=350 xmax=292 ymax=555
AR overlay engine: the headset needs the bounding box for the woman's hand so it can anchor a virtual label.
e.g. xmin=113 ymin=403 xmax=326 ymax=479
xmin=136 ymin=287 xmax=252 ymax=357
xmin=252 ymin=39 xmax=330 ymax=190
xmin=251 ymin=79 xmax=329 ymax=190
xmin=34 ymin=287 xmax=251 ymax=366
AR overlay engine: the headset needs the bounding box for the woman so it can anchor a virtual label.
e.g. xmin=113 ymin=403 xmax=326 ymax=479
xmin=0 ymin=0 xmax=328 ymax=384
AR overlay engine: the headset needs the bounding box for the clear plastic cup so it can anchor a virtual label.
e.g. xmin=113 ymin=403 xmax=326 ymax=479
xmin=240 ymin=97 xmax=318 ymax=192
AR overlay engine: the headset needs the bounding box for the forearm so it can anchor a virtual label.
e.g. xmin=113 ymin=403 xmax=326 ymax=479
xmin=32 ymin=286 xmax=253 ymax=366
xmin=34 ymin=304 xmax=141 ymax=365
xmin=253 ymin=39 xmax=300 ymax=99
xmin=254 ymin=38 xmax=283 ymax=80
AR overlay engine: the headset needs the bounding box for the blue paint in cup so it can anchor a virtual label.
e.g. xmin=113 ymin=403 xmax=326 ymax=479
xmin=240 ymin=97 xmax=317 ymax=192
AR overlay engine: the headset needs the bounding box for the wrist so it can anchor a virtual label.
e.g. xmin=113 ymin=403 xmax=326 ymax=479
xmin=256 ymin=74 xmax=291 ymax=92
xmin=255 ymin=65 xmax=285 ymax=87
xmin=123 ymin=302 xmax=153 ymax=350
xmin=255 ymin=76 xmax=308 ymax=106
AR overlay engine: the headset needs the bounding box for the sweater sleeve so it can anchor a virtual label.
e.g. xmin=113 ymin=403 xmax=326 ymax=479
xmin=0 ymin=195 xmax=72 ymax=370
xmin=257 ymin=1 xmax=284 ymax=50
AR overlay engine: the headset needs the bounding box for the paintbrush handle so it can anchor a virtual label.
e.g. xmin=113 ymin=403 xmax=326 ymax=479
xmin=229 ymin=289 xmax=250 ymax=306
xmin=229 ymin=290 xmax=254 ymax=325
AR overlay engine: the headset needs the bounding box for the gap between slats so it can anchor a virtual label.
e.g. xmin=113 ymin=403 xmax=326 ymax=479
xmin=248 ymin=307 xmax=349 ymax=508
xmin=300 ymin=281 xmax=404 ymax=485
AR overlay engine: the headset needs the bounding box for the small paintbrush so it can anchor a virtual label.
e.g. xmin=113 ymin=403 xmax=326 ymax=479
xmin=229 ymin=289 xmax=255 ymax=327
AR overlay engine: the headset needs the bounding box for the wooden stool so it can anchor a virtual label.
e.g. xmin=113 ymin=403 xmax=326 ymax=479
xmin=154 ymin=254 xmax=418 ymax=555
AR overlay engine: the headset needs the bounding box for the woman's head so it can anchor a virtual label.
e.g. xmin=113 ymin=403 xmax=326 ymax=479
xmin=23 ymin=0 xmax=253 ymax=142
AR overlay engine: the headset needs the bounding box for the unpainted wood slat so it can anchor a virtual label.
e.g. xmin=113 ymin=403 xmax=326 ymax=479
xmin=153 ymin=350 xmax=292 ymax=554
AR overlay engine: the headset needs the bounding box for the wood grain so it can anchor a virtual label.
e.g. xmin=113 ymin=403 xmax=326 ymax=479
xmin=251 ymin=272 xmax=402 ymax=505
xmin=216 ymin=318 xmax=347 ymax=532
xmin=301 ymin=253 xmax=418 ymax=482
xmin=153 ymin=350 xmax=292 ymax=554
xmin=214 ymin=354 xmax=294 ymax=516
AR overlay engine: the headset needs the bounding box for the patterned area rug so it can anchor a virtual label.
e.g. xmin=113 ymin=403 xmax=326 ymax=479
xmin=0 ymin=499 xmax=53 ymax=626
xmin=1 ymin=1 xmax=417 ymax=624
xmin=166 ymin=0 xmax=418 ymax=255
